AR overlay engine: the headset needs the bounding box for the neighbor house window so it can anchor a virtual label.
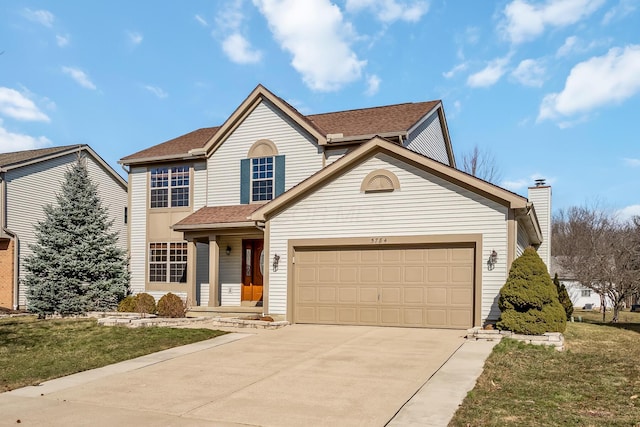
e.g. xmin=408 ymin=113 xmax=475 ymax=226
xmin=251 ymin=157 xmax=274 ymax=202
xmin=150 ymin=166 xmax=190 ymax=208
xmin=581 ymin=289 xmax=591 ymax=297
xmin=149 ymin=242 xmax=187 ymax=283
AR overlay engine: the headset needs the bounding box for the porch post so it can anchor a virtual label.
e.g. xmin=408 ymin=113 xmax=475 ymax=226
xmin=209 ymin=236 xmax=220 ymax=307
xmin=186 ymin=239 xmax=197 ymax=307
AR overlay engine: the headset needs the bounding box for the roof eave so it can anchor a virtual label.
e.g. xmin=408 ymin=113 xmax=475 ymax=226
xmin=119 ymin=152 xmax=207 ymax=166
xmin=326 ymin=131 xmax=407 ymax=144
xmin=172 ymin=221 xmax=255 ymax=231
xmin=516 ymin=203 xmax=543 ymax=245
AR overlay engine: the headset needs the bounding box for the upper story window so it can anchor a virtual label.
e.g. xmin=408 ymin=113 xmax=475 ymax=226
xmin=252 ymin=157 xmax=274 ymax=201
xmin=150 ymin=166 xmax=190 ymax=208
xmin=240 ymin=139 xmax=285 ymax=204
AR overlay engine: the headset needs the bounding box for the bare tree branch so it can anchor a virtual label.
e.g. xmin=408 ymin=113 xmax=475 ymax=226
xmin=460 ymin=145 xmax=502 ymax=184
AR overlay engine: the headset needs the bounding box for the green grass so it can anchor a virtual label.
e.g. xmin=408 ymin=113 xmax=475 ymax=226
xmin=450 ymin=316 xmax=640 ymax=426
xmin=0 ymin=316 xmax=226 ymax=392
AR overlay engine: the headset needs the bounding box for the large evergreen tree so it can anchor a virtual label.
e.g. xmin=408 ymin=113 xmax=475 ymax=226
xmin=25 ymin=156 xmax=129 ymax=316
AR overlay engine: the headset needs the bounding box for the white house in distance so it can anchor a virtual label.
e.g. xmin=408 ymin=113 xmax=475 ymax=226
xmin=0 ymin=145 xmax=128 ymax=309
xmin=550 ymin=256 xmax=609 ymax=309
xmin=119 ymin=84 xmax=551 ymax=329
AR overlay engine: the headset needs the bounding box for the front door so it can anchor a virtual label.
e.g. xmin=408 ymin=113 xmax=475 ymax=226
xmin=242 ymin=239 xmax=264 ymax=304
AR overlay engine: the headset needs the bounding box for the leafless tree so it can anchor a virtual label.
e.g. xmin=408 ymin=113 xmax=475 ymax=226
xmin=461 ymin=145 xmax=502 ymax=184
xmin=553 ymin=206 xmax=640 ymax=322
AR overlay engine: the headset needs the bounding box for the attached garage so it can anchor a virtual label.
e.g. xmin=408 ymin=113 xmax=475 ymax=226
xmin=292 ymin=244 xmax=475 ymax=329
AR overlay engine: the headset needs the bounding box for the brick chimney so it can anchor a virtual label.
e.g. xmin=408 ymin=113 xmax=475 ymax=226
xmin=528 ymin=179 xmax=552 ymax=272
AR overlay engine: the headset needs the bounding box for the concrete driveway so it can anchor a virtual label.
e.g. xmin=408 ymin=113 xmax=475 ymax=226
xmin=0 ymin=325 xmax=466 ymax=426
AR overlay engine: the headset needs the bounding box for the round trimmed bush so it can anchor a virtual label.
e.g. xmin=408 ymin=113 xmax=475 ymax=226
xmin=496 ymin=247 xmax=566 ymax=335
xmin=117 ymin=295 xmax=136 ymax=312
xmin=134 ymin=293 xmax=157 ymax=314
xmin=157 ymin=293 xmax=185 ymax=318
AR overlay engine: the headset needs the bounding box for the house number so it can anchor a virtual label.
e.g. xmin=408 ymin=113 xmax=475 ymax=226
xmin=370 ymin=237 xmax=387 ymax=244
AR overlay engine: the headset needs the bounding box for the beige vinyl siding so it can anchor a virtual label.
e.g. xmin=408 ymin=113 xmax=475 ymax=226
xmin=6 ymin=153 xmax=127 ymax=307
xmin=517 ymin=222 xmax=529 ymax=257
xmin=129 ymin=167 xmax=147 ymax=294
xmin=267 ymin=153 xmax=508 ymax=321
xmin=193 ymin=161 xmax=207 ymax=210
xmin=207 ymin=100 xmax=322 ymax=206
xmin=405 ymin=111 xmax=450 ymax=165
xmin=217 ymin=235 xmax=242 ymax=306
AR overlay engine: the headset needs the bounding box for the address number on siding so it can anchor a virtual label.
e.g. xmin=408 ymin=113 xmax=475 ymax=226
xmin=370 ymin=237 xmax=388 ymax=244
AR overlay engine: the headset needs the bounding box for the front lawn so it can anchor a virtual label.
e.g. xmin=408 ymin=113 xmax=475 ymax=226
xmin=0 ymin=316 xmax=226 ymax=392
xmin=450 ymin=318 xmax=640 ymax=426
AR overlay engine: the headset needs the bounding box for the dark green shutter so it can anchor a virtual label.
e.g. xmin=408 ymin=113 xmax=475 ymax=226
xmin=275 ymin=155 xmax=285 ymax=197
xmin=240 ymin=158 xmax=250 ymax=204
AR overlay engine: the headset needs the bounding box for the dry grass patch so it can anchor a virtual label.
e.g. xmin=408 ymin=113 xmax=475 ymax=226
xmin=0 ymin=316 xmax=226 ymax=392
xmin=450 ymin=319 xmax=640 ymax=426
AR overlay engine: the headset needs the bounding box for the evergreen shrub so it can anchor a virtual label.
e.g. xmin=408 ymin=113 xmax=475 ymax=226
xmin=553 ymin=273 xmax=574 ymax=320
xmin=133 ymin=293 xmax=156 ymax=314
xmin=117 ymin=295 xmax=136 ymax=312
xmin=157 ymin=293 xmax=186 ymax=318
xmin=496 ymin=247 xmax=566 ymax=334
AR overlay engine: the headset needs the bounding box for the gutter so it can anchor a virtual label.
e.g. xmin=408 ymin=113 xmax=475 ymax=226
xmin=326 ymin=131 xmax=407 ymax=144
xmin=515 ymin=203 xmax=543 ymax=246
xmin=172 ymin=221 xmax=255 ymax=231
xmin=119 ymin=151 xmax=207 ymax=167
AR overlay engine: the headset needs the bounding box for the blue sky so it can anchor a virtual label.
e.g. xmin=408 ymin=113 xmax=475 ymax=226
xmin=1 ymin=0 xmax=639 ymax=218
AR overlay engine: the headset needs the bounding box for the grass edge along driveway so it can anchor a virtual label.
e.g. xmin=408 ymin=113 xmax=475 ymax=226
xmin=450 ymin=312 xmax=640 ymax=426
xmin=0 ymin=316 xmax=226 ymax=392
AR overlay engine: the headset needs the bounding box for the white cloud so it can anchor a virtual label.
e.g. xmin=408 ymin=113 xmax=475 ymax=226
xmin=616 ymin=204 xmax=640 ymax=222
xmin=215 ymin=0 xmax=263 ymax=65
xmin=23 ymin=8 xmax=55 ymax=28
xmin=254 ymin=0 xmax=366 ymax=92
xmin=602 ymin=0 xmax=637 ymax=25
xmin=345 ymin=0 xmax=429 ymax=23
xmin=127 ymin=31 xmax=143 ymax=46
xmin=467 ymin=56 xmax=510 ymax=88
xmin=143 ymin=85 xmax=168 ymax=99
xmin=0 ymin=87 xmax=50 ymax=122
xmin=443 ymin=62 xmax=468 ymax=79
xmin=538 ymin=45 xmax=640 ymax=122
xmin=195 ymin=14 xmax=208 ymax=26
xmin=61 ymin=66 xmax=97 ymax=90
xmin=222 ymin=33 xmax=263 ymax=64
xmin=56 ymin=34 xmax=70 ymax=47
xmin=556 ymin=36 xmax=578 ymax=57
xmin=511 ymin=58 xmax=546 ymax=87
xmin=365 ymin=74 xmax=381 ymax=95
xmin=500 ymin=0 xmax=606 ymax=44
xmin=624 ymin=158 xmax=640 ymax=167
xmin=0 ymin=119 xmax=52 ymax=153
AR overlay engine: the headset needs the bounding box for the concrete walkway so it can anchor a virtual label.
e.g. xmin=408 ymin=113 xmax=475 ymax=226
xmin=0 ymin=325 xmax=496 ymax=426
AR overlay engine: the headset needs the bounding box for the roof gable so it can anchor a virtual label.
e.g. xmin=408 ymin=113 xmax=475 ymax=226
xmin=251 ymin=137 xmax=531 ymax=222
xmin=0 ymin=145 xmax=126 ymax=189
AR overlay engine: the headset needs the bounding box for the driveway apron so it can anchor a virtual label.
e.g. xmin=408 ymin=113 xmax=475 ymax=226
xmin=0 ymin=325 xmax=465 ymax=426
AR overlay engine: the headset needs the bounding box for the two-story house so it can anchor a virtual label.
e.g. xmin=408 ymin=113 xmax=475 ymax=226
xmin=120 ymin=84 xmax=549 ymax=329
xmin=0 ymin=145 xmax=127 ymax=309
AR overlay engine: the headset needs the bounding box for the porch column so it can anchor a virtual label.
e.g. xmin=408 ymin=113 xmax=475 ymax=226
xmin=209 ymin=237 xmax=220 ymax=307
xmin=186 ymin=239 xmax=197 ymax=307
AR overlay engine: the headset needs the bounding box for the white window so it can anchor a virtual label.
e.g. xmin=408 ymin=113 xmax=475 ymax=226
xmin=251 ymin=157 xmax=274 ymax=202
xmin=150 ymin=166 xmax=190 ymax=208
xmin=581 ymin=289 xmax=591 ymax=297
xmin=149 ymin=242 xmax=187 ymax=283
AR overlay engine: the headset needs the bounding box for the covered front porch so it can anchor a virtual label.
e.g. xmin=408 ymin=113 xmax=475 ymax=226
xmin=173 ymin=205 xmax=269 ymax=315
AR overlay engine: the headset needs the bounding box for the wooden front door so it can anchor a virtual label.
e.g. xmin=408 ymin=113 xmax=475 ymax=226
xmin=242 ymin=239 xmax=264 ymax=303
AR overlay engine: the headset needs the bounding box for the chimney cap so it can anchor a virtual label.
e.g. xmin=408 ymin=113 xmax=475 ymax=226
xmin=534 ymin=178 xmax=546 ymax=187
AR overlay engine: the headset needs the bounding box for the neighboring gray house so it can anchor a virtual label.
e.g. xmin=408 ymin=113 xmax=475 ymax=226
xmin=120 ymin=84 xmax=551 ymax=329
xmin=0 ymin=145 xmax=127 ymax=309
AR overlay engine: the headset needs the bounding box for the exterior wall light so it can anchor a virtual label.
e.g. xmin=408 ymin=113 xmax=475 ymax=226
xmin=487 ymin=250 xmax=498 ymax=270
xmin=273 ymin=254 xmax=280 ymax=272
xmin=226 ymin=245 xmax=232 ymax=256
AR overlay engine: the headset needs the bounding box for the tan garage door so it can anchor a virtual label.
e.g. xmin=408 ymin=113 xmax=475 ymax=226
xmin=293 ymin=246 xmax=474 ymax=329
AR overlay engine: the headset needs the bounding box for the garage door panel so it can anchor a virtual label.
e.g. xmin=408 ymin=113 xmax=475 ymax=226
xmin=338 ymin=287 xmax=357 ymax=303
xmin=427 ymin=266 xmax=448 ymax=283
xmin=359 ymin=287 xmax=378 ymax=303
xmin=294 ymin=246 xmax=474 ymax=329
xmin=381 ymin=287 xmax=401 ymax=304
